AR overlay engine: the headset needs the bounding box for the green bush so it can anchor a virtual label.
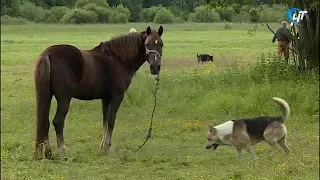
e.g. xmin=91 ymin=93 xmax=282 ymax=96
xmin=167 ymin=6 xmax=187 ymax=21
xmin=259 ymin=4 xmax=287 ymax=23
xmin=1 ymin=15 xmax=30 ymax=25
xmin=188 ymin=6 xmax=221 ymax=23
xmin=109 ymin=12 xmax=128 ymax=23
xmin=249 ymin=53 xmax=302 ymax=84
xmin=108 ymin=4 xmax=130 ymax=24
xmin=61 ymin=9 xmax=98 ymax=24
xmin=153 ymin=8 xmax=175 ymax=24
xmin=75 ymin=0 xmax=110 ymax=8
xmin=217 ymin=7 xmax=234 ymax=22
xmin=231 ymin=11 xmax=250 ymax=23
xmin=18 ymin=1 xmax=47 ymax=22
xmin=114 ymin=4 xmax=131 ymax=20
xmin=224 ymin=22 xmax=232 ymax=29
xmin=83 ymin=3 xmax=112 ymax=23
xmin=140 ymin=5 xmax=162 ymax=22
xmin=249 ymin=9 xmax=259 ymax=23
xmin=45 ymin=6 xmax=70 ymax=23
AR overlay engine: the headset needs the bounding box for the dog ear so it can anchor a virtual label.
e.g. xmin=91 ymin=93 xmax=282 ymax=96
xmin=208 ymin=125 xmax=215 ymax=132
xmin=197 ymin=54 xmax=199 ymax=57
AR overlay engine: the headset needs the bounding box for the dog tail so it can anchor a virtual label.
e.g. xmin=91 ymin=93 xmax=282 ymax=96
xmin=272 ymin=97 xmax=290 ymax=123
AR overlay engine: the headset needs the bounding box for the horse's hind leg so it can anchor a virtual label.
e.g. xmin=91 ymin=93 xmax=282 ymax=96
xmin=35 ymin=95 xmax=53 ymax=159
xmin=52 ymin=97 xmax=71 ymax=158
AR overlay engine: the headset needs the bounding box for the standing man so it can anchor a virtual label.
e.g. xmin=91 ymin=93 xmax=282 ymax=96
xmin=272 ymin=21 xmax=293 ymax=63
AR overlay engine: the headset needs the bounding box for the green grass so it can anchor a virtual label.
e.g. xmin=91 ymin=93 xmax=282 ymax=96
xmin=1 ymin=23 xmax=319 ymax=180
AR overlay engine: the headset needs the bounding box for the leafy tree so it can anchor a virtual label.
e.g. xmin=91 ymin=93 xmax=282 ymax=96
xmin=153 ymin=7 xmax=175 ymax=23
xmin=188 ymin=5 xmax=220 ymax=22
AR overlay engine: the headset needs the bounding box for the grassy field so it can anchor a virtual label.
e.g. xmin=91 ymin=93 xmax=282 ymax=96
xmin=1 ymin=23 xmax=319 ymax=180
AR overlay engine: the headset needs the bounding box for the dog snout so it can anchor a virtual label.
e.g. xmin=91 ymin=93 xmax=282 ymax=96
xmin=205 ymin=144 xmax=213 ymax=149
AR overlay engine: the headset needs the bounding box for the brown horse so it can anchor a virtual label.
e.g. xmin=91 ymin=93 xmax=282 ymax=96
xmin=34 ymin=26 xmax=164 ymax=159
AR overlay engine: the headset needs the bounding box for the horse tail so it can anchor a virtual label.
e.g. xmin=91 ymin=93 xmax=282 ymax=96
xmin=34 ymin=55 xmax=51 ymax=158
xmin=272 ymin=97 xmax=290 ymax=123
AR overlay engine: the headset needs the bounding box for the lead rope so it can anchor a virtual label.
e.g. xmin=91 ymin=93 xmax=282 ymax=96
xmin=134 ymin=73 xmax=160 ymax=152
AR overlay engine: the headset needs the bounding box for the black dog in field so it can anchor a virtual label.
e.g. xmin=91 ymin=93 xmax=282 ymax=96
xmin=197 ymin=54 xmax=213 ymax=63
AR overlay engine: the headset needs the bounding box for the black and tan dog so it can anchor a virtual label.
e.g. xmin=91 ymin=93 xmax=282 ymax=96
xmin=205 ymin=97 xmax=291 ymax=160
xmin=197 ymin=54 xmax=213 ymax=63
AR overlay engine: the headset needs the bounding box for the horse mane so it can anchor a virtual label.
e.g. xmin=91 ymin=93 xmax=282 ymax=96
xmin=95 ymin=32 xmax=145 ymax=65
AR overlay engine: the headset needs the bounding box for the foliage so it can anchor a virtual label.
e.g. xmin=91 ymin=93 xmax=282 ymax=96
xmin=224 ymin=22 xmax=231 ymax=29
xmin=83 ymin=3 xmax=112 ymax=23
xmin=1 ymin=0 xmax=20 ymax=16
xmin=216 ymin=7 xmax=234 ymax=22
xmin=188 ymin=5 xmax=221 ymax=23
xmin=75 ymin=0 xmax=109 ymax=8
xmin=17 ymin=1 xmax=47 ymax=22
xmin=61 ymin=9 xmax=98 ymax=24
xmin=167 ymin=6 xmax=188 ymax=21
xmin=114 ymin=4 xmax=131 ymax=20
xmin=1 ymin=14 xmax=29 ymax=24
xmin=139 ymin=5 xmax=162 ymax=22
xmin=109 ymin=12 xmax=128 ymax=23
xmin=258 ymin=4 xmax=287 ymax=23
xmin=45 ymin=6 xmax=70 ymax=23
xmin=153 ymin=8 xmax=176 ymax=24
xmin=108 ymin=4 xmax=131 ymax=23
xmin=249 ymin=9 xmax=259 ymax=23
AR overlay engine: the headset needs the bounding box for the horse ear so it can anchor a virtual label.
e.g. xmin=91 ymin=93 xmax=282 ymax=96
xmin=158 ymin=26 xmax=163 ymax=36
xmin=100 ymin=42 xmax=106 ymax=52
xmin=146 ymin=26 xmax=151 ymax=35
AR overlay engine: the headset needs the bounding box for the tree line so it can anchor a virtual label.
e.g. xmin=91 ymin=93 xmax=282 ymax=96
xmin=1 ymin=0 xmax=286 ymax=24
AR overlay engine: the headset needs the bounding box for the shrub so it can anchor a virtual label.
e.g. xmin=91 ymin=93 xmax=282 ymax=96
xmin=61 ymin=9 xmax=98 ymax=24
xmin=153 ymin=8 xmax=175 ymax=24
xmin=167 ymin=6 xmax=187 ymax=21
xmin=75 ymin=0 xmax=110 ymax=8
xmin=249 ymin=9 xmax=259 ymax=23
xmin=188 ymin=6 xmax=221 ymax=23
xmin=108 ymin=4 xmax=130 ymax=23
xmin=83 ymin=3 xmax=112 ymax=23
xmin=18 ymin=1 xmax=47 ymax=22
xmin=224 ymin=22 xmax=232 ymax=29
xmin=216 ymin=7 xmax=234 ymax=22
xmin=109 ymin=12 xmax=128 ymax=23
xmin=259 ymin=4 xmax=287 ymax=23
xmin=140 ymin=5 xmax=162 ymax=22
xmin=114 ymin=4 xmax=131 ymax=20
xmin=231 ymin=11 xmax=250 ymax=23
xmin=250 ymin=53 xmax=302 ymax=84
xmin=45 ymin=6 xmax=69 ymax=23
xmin=1 ymin=15 xmax=30 ymax=25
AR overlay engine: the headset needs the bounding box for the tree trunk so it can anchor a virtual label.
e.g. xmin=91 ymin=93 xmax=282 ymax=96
xmin=295 ymin=0 xmax=319 ymax=70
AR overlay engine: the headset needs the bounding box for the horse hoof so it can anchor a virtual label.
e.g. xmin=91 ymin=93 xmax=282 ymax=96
xmin=44 ymin=149 xmax=53 ymax=159
xmin=57 ymin=145 xmax=67 ymax=158
xmin=35 ymin=144 xmax=44 ymax=160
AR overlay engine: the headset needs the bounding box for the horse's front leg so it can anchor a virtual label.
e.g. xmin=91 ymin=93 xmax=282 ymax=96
xmin=100 ymin=98 xmax=110 ymax=149
xmin=101 ymin=94 xmax=124 ymax=153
